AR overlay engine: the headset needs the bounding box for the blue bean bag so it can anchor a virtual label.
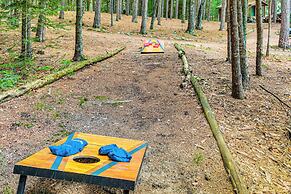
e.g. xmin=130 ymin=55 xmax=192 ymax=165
xmin=99 ymin=144 xmax=132 ymax=162
xmin=49 ymin=138 xmax=88 ymax=157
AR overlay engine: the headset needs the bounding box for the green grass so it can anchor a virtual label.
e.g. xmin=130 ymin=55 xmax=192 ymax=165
xmin=79 ymin=97 xmax=88 ymax=107
xmin=2 ymin=185 xmax=13 ymax=194
xmin=37 ymin=65 xmax=54 ymax=71
xmin=193 ymin=152 xmax=204 ymax=165
xmin=50 ymin=129 xmax=70 ymax=142
xmin=0 ymin=70 xmax=21 ymax=90
xmin=95 ymin=95 xmax=109 ymax=101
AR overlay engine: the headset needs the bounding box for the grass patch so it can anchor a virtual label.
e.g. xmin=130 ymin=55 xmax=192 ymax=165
xmin=95 ymin=95 xmax=109 ymax=101
xmin=35 ymin=102 xmax=53 ymax=111
xmin=193 ymin=152 xmax=204 ymax=165
xmin=52 ymin=111 xmax=61 ymax=120
xmin=2 ymin=185 xmax=13 ymax=194
xmin=79 ymin=97 xmax=88 ymax=107
xmin=37 ymin=65 xmax=54 ymax=71
xmin=0 ymin=70 xmax=21 ymax=90
xmin=50 ymin=129 xmax=70 ymax=142
xmin=13 ymin=121 xmax=34 ymax=129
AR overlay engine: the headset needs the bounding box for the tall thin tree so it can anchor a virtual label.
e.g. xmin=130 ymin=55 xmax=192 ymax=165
xmin=175 ymin=0 xmax=179 ymax=19
xmin=73 ymin=0 xmax=85 ymax=61
xmin=93 ymin=0 xmax=101 ymax=28
xmin=36 ymin=0 xmax=46 ymax=42
xmin=266 ymin=0 xmax=272 ymax=56
xmin=132 ymin=0 xmax=138 ymax=22
xmin=256 ymin=0 xmax=263 ymax=76
xmin=116 ymin=0 xmax=120 ymax=21
xmin=237 ymin=0 xmax=249 ymax=88
xmin=226 ymin=0 xmax=231 ymax=62
xmin=186 ymin=0 xmax=195 ymax=34
xmin=230 ymin=0 xmax=244 ymax=99
xmin=157 ymin=0 xmax=162 ymax=25
xmin=140 ymin=0 xmax=148 ymax=34
xmin=126 ymin=0 xmax=130 ymax=15
xmin=110 ymin=0 xmax=114 ymax=26
xmin=181 ymin=0 xmax=186 ymax=23
xmin=271 ymin=0 xmax=277 ymax=23
xmin=196 ymin=0 xmax=205 ymax=30
xmin=278 ymin=0 xmax=290 ymax=49
xmin=21 ymin=0 xmax=32 ymax=59
xmin=219 ymin=0 xmax=226 ymax=30
xmin=166 ymin=0 xmax=169 ymax=19
xmin=59 ymin=0 xmax=65 ymax=19
xmin=150 ymin=0 xmax=157 ymax=29
xmin=170 ymin=0 xmax=173 ymax=18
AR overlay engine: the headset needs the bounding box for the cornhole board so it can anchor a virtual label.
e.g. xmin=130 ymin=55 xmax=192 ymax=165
xmin=141 ymin=39 xmax=165 ymax=54
xmin=13 ymin=132 xmax=148 ymax=194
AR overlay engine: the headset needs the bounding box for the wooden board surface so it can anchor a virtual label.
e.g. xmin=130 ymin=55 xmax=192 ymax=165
xmin=14 ymin=132 xmax=148 ymax=190
xmin=141 ymin=39 xmax=165 ymax=53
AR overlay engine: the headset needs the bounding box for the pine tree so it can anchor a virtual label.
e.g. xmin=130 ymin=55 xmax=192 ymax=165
xmin=196 ymin=0 xmax=205 ymax=30
xmin=21 ymin=0 xmax=32 ymax=59
xmin=36 ymin=0 xmax=46 ymax=42
xmin=175 ymin=0 xmax=179 ymax=19
xmin=266 ymin=0 xmax=272 ymax=56
xmin=150 ymin=0 xmax=157 ymax=29
xmin=170 ymin=0 xmax=173 ymax=19
xmin=186 ymin=0 xmax=195 ymax=34
xmin=73 ymin=0 xmax=85 ymax=61
xmin=132 ymin=0 xmax=138 ymax=22
xmin=140 ymin=0 xmax=148 ymax=34
xmin=278 ymin=0 xmax=290 ymax=49
xmin=219 ymin=0 xmax=226 ymax=30
xmin=230 ymin=0 xmax=244 ymax=99
xmin=93 ymin=0 xmax=101 ymax=28
xmin=166 ymin=0 xmax=169 ymax=19
xmin=126 ymin=0 xmax=130 ymax=15
xmin=110 ymin=0 xmax=114 ymax=26
xmin=157 ymin=0 xmax=162 ymax=25
xmin=181 ymin=0 xmax=186 ymax=23
xmin=256 ymin=0 xmax=263 ymax=76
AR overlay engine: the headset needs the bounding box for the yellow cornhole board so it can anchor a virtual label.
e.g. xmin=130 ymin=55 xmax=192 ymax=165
xmin=141 ymin=39 xmax=165 ymax=54
xmin=13 ymin=132 xmax=148 ymax=194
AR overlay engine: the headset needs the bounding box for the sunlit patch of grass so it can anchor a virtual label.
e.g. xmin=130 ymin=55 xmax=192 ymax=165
xmin=193 ymin=152 xmax=204 ymax=165
xmin=95 ymin=95 xmax=109 ymax=101
xmin=79 ymin=97 xmax=88 ymax=107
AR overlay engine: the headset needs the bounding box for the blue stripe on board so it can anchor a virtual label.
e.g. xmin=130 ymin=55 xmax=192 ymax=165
xmin=157 ymin=39 xmax=165 ymax=50
xmin=92 ymin=143 xmax=148 ymax=176
xmin=50 ymin=132 xmax=75 ymax=170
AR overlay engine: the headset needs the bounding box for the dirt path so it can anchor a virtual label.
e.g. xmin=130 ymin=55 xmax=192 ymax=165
xmin=0 ymin=34 xmax=233 ymax=193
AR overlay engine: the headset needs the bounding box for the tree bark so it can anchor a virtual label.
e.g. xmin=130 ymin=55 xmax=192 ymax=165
xmin=140 ymin=0 xmax=148 ymax=34
xmin=161 ymin=0 xmax=164 ymax=17
xmin=242 ymin=0 xmax=247 ymax=42
xmin=119 ymin=0 xmax=122 ymax=19
xmin=278 ymin=0 xmax=290 ymax=49
xmin=170 ymin=0 xmax=173 ymax=19
xmin=181 ymin=0 xmax=186 ymax=22
xmin=73 ymin=0 xmax=85 ymax=61
xmin=196 ymin=0 xmax=205 ymax=30
xmin=256 ymin=0 xmax=263 ymax=76
xmin=93 ymin=0 xmax=101 ymax=28
xmin=266 ymin=0 xmax=272 ymax=56
xmin=36 ymin=0 xmax=46 ymax=42
xmin=150 ymin=0 xmax=157 ymax=29
xmin=110 ymin=0 xmax=114 ymax=26
xmin=230 ymin=0 xmax=244 ymax=99
xmin=219 ymin=0 xmax=226 ymax=30
xmin=116 ymin=0 xmax=120 ymax=21
xmin=126 ymin=0 xmax=130 ymax=15
xmin=21 ymin=0 xmax=32 ymax=59
xmin=271 ymin=0 xmax=277 ymax=23
xmin=237 ymin=0 xmax=249 ymax=89
xmin=175 ymin=0 xmax=179 ymax=19
xmin=226 ymin=0 xmax=231 ymax=62
xmin=157 ymin=0 xmax=162 ymax=25
xmin=59 ymin=0 xmax=65 ymax=19
xmin=132 ymin=0 xmax=139 ymax=22
xmin=186 ymin=0 xmax=195 ymax=34
xmin=166 ymin=0 xmax=169 ymax=19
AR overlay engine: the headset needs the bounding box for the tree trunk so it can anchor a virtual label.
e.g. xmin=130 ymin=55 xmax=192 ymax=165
xmin=207 ymin=0 xmax=211 ymax=21
xmin=116 ymin=0 xmax=120 ymax=21
xmin=186 ymin=0 xmax=195 ymax=34
xmin=181 ymin=0 xmax=186 ymax=22
xmin=266 ymin=0 xmax=272 ymax=56
xmin=226 ymin=0 xmax=231 ymax=62
xmin=59 ymin=0 xmax=65 ymax=19
xmin=170 ymin=0 xmax=173 ymax=19
xmin=256 ymin=0 xmax=263 ymax=76
xmin=73 ymin=0 xmax=85 ymax=61
xmin=196 ymin=0 xmax=205 ymax=30
xmin=150 ymin=0 xmax=157 ymax=29
xmin=219 ymin=0 xmax=226 ymax=30
xmin=271 ymin=0 xmax=277 ymax=23
xmin=175 ymin=0 xmax=179 ymax=19
xmin=110 ymin=0 xmax=114 ymax=26
xmin=166 ymin=0 xmax=169 ymax=19
xmin=36 ymin=0 xmax=46 ymax=42
xmin=93 ymin=0 xmax=101 ymax=28
xmin=237 ymin=0 xmax=249 ymax=89
xmin=132 ymin=0 xmax=138 ymax=22
xmin=161 ymin=0 xmax=164 ymax=17
xmin=157 ymin=0 xmax=162 ymax=25
xmin=126 ymin=0 xmax=130 ymax=15
xmin=119 ymin=0 xmax=122 ymax=19
xmin=21 ymin=0 xmax=32 ymax=59
xmin=278 ymin=0 xmax=290 ymax=49
xmin=230 ymin=0 xmax=244 ymax=99
xmin=140 ymin=0 xmax=148 ymax=34
xmin=242 ymin=0 xmax=247 ymax=42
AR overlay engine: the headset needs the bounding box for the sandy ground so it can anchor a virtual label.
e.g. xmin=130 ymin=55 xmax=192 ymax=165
xmin=0 ymin=12 xmax=290 ymax=193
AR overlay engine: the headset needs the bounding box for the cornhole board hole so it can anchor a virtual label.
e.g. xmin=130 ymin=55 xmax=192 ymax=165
xmin=141 ymin=39 xmax=165 ymax=54
xmin=13 ymin=132 xmax=148 ymax=194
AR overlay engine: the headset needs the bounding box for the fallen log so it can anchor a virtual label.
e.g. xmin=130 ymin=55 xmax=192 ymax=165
xmin=174 ymin=43 xmax=249 ymax=194
xmin=0 ymin=47 xmax=125 ymax=104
